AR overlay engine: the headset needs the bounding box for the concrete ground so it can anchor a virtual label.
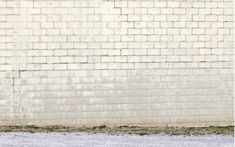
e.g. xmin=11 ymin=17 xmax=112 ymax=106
xmin=0 ymin=132 xmax=234 ymax=147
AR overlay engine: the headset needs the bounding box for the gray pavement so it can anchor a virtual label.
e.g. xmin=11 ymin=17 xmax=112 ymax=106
xmin=0 ymin=132 xmax=234 ymax=147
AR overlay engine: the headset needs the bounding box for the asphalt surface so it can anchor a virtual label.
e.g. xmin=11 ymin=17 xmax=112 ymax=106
xmin=0 ymin=132 xmax=234 ymax=147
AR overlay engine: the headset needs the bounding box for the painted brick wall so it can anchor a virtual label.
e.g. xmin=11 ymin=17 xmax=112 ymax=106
xmin=0 ymin=0 xmax=234 ymax=127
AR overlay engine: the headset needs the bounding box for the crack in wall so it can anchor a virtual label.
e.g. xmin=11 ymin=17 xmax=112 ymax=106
xmin=12 ymin=70 xmax=21 ymax=125
xmin=11 ymin=0 xmax=23 ymax=126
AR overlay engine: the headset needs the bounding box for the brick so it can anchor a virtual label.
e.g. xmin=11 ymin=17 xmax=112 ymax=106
xmin=60 ymin=1 xmax=74 ymax=8
xmin=0 ymin=65 xmax=12 ymax=71
xmin=54 ymin=64 xmax=67 ymax=70
xmin=41 ymin=64 xmax=53 ymax=70
xmin=128 ymin=56 xmax=140 ymax=63
xmin=20 ymin=1 xmax=33 ymax=8
xmin=154 ymin=2 xmax=166 ymax=8
xmin=128 ymin=1 xmax=141 ymax=8
xmin=121 ymin=8 xmax=134 ymax=14
xmin=0 ymin=0 xmax=233 ymax=127
xmin=95 ymin=63 xmax=107 ymax=69
xmin=115 ymin=1 xmax=127 ymax=8
xmin=128 ymin=15 xmax=140 ymax=21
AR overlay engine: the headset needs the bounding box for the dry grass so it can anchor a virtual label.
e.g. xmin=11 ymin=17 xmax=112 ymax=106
xmin=0 ymin=125 xmax=233 ymax=136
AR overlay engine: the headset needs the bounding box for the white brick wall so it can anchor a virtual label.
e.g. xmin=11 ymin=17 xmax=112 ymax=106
xmin=0 ymin=0 xmax=234 ymax=127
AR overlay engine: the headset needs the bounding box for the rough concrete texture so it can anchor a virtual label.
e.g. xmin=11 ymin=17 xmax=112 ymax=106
xmin=0 ymin=0 xmax=234 ymax=127
xmin=0 ymin=133 xmax=234 ymax=147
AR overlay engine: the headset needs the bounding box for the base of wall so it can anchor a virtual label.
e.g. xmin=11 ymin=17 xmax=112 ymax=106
xmin=0 ymin=119 xmax=234 ymax=128
xmin=0 ymin=125 xmax=233 ymax=136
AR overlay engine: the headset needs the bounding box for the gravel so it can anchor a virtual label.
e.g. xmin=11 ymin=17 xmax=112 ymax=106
xmin=0 ymin=132 xmax=234 ymax=147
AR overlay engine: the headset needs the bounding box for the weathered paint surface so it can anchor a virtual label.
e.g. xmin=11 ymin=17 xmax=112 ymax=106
xmin=0 ymin=0 xmax=234 ymax=127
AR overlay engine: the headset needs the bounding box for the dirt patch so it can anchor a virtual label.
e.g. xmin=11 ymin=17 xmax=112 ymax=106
xmin=0 ymin=125 xmax=233 ymax=136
